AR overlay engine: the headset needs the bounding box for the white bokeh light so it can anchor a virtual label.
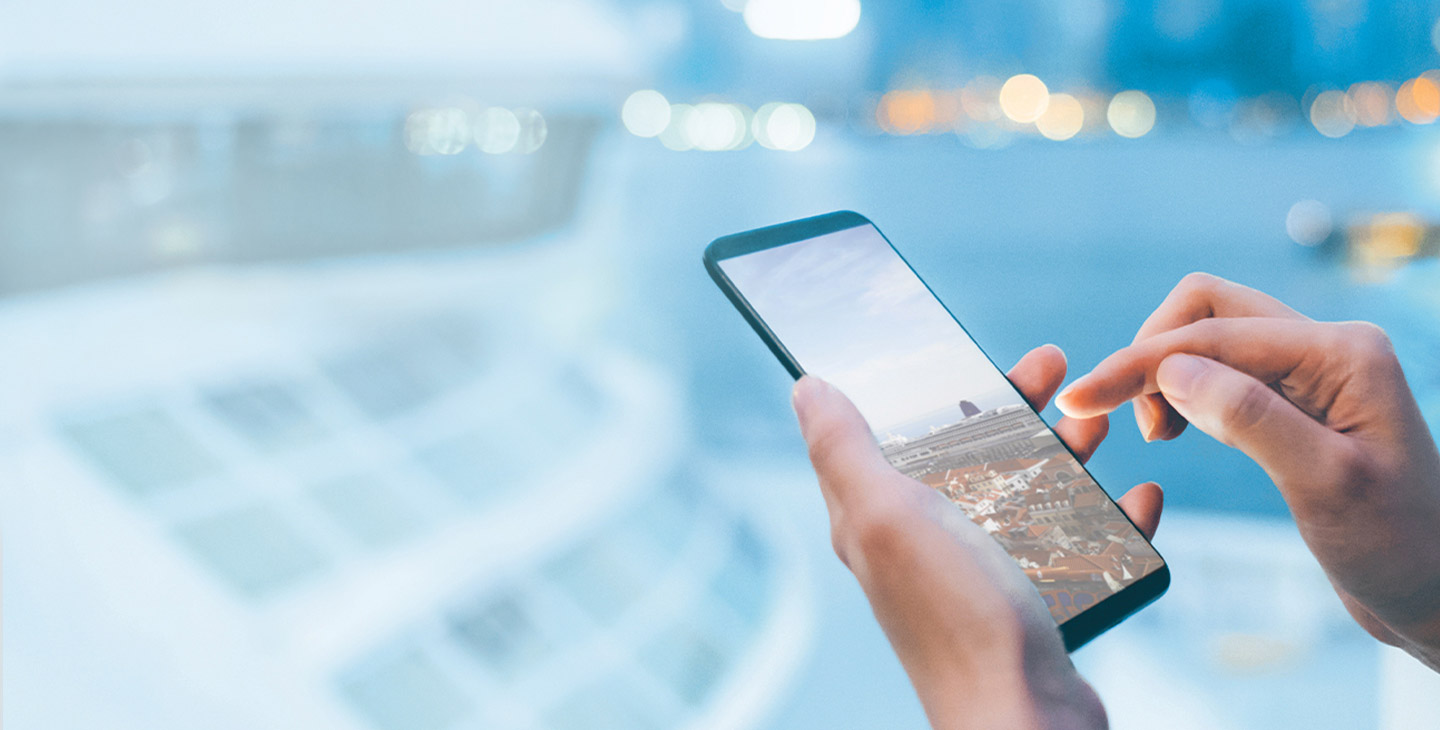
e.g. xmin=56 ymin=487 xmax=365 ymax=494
xmin=755 ymin=103 xmax=816 ymax=151
xmin=622 ymin=90 xmax=672 ymax=138
xmin=743 ymin=0 xmax=861 ymax=40
xmin=475 ymin=107 xmax=521 ymax=154
xmin=1285 ymin=200 xmax=1333 ymax=246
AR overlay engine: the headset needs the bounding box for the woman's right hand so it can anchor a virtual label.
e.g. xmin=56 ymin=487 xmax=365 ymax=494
xmin=1056 ymin=272 xmax=1440 ymax=672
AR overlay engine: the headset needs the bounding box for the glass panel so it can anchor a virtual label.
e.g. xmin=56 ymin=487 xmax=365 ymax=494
xmin=310 ymin=475 xmax=427 ymax=548
xmin=447 ymin=590 xmax=550 ymax=681
xmin=322 ymin=322 xmax=484 ymax=420
xmin=59 ymin=408 xmax=220 ymax=496
xmin=202 ymin=380 xmax=327 ymax=451
xmin=323 ymin=345 xmax=442 ymax=419
xmin=174 ymin=504 xmax=329 ymax=597
xmin=337 ymin=649 xmax=472 ymax=730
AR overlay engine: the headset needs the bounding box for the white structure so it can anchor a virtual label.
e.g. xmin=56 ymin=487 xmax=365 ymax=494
xmin=0 ymin=248 xmax=812 ymax=730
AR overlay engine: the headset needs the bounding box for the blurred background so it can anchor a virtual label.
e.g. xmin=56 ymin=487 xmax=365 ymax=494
xmin=3 ymin=0 xmax=1440 ymax=728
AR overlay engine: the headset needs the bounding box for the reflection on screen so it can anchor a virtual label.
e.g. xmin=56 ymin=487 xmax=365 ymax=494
xmin=720 ymin=224 xmax=1164 ymax=621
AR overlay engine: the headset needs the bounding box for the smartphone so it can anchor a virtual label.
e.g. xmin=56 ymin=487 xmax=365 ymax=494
xmin=703 ymin=210 xmax=1168 ymax=650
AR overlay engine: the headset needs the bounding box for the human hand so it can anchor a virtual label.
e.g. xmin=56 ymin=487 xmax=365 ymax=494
xmin=792 ymin=344 xmax=1160 ymax=730
xmin=1056 ymin=272 xmax=1440 ymax=671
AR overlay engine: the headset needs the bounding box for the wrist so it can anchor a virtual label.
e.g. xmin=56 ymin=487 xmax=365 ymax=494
xmin=918 ymin=627 xmax=1107 ymax=730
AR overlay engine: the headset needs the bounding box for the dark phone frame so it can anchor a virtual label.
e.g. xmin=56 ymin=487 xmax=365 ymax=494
xmin=703 ymin=209 xmax=1169 ymax=651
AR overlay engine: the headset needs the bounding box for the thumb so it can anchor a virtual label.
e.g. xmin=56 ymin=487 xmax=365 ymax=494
xmin=793 ymin=376 xmax=895 ymax=507
xmin=1155 ymin=353 xmax=1346 ymax=489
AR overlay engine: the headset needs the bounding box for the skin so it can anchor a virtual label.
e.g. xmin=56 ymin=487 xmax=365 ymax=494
xmin=1056 ymin=272 xmax=1440 ymax=671
xmin=793 ymin=346 xmax=1154 ymax=730
xmin=791 ymin=272 xmax=1440 ymax=729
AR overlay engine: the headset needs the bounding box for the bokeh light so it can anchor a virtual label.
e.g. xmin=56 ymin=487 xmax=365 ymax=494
xmin=1036 ymin=93 xmax=1084 ymax=141
xmin=512 ymin=108 xmax=547 ymax=154
xmin=960 ymin=77 xmax=1003 ymax=122
xmin=404 ymin=107 xmax=470 ymax=156
xmin=691 ymin=103 xmax=748 ymax=151
xmin=877 ymin=90 xmax=937 ymax=134
xmin=999 ymin=74 xmax=1049 ymax=123
xmin=1396 ymin=77 xmax=1440 ymax=125
xmin=1347 ymin=82 xmax=1393 ymax=127
xmin=1309 ymin=90 xmax=1356 ymax=138
xmin=1107 ymin=90 xmax=1156 ymax=138
xmin=743 ymin=0 xmax=861 ymax=40
xmin=660 ymin=104 xmax=698 ymax=151
xmin=755 ymin=103 xmax=816 ymax=151
xmin=475 ymin=107 xmax=521 ymax=154
xmin=622 ymin=90 xmax=672 ymax=138
xmin=1285 ymin=200 xmax=1333 ymax=246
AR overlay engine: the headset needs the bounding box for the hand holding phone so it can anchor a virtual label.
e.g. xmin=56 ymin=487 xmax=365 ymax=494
xmin=792 ymin=354 xmax=1156 ymax=730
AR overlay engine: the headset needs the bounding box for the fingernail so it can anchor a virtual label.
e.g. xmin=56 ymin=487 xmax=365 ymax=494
xmin=1134 ymin=398 xmax=1157 ymax=442
xmin=1156 ymin=353 xmax=1206 ymax=401
xmin=1055 ymin=381 xmax=1081 ymax=413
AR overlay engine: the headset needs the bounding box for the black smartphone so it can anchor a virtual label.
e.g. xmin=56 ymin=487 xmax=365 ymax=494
xmin=703 ymin=210 xmax=1168 ymax=650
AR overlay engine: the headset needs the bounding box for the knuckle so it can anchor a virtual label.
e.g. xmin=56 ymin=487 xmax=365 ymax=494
xmin=835 ymin=493 xmax=914 ymax=566
xmin=1219 ymin=379 xmax=1274 ymax=437
xmin=1337 ymin=321 xmax=1396 ymax=365
xmin=1304 ymin=441 xmax=1378 ymax=517
xmin=1178 ymin=271 xmax=1222 ymax=296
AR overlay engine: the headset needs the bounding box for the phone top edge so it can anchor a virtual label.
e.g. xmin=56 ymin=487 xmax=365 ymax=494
xmin=704 ymin=210 xmax=871 ymax=263
xmin=703 ymin=248 xmax=806 ymax=379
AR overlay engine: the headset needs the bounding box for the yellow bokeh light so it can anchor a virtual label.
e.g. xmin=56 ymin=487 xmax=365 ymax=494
xmin=1309 ymin=90 xmax=1355 ymax=138
xmin=999 ymin=74 xmax=1049 ymax=123
xmin=1350 ymin=212 xmax=1424 ymax=267
xmin=878 ymin=90 xmax=937 ymax=134
xmin=1347 ymin=82 xmax=1393 ymax=127
xmin=1397 ymin=77 xmax=1440 ymax=124
xmin=1107 ymin=90 xmax=1156 ymax=138
xmin=1036 ymin=93 xmax=1084 ymax=141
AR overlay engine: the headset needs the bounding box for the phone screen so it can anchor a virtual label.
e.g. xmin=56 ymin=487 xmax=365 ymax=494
xmin=717 ymin=222 xmax=1165 ymax=623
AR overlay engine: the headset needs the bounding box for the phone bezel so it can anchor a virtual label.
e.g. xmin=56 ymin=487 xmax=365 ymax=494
xmin=702 ymin=209 xmax=1170 ymax=651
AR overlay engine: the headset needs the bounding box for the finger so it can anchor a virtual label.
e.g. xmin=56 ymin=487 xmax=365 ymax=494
xmin=1151 ymin=354 xmax=1350 ymax=495
xmin=1053 ymin=413 xmax=1109 ymax=464
xmin=1116 ymin=482 xmax=1163 ymax=541
xmin=1132 ymin=272 xmax=1308 ymax=345
xmin=1056 ymin=317 xmax=1334 ymax=419
xmin=1006 ymin=344 xmax=1067 ymax=412
xmin=1132 ymin=394 xmax=1188 ymax=442
xmin=792 ymin=376 xmax=897 ymax=508
xmin=1131 ymin=273 xmax=1306 ymax=442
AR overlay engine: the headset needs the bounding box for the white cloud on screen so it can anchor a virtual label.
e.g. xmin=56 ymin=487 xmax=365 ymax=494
xmin=720 ymin=224 xmax=1017 ymax=433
